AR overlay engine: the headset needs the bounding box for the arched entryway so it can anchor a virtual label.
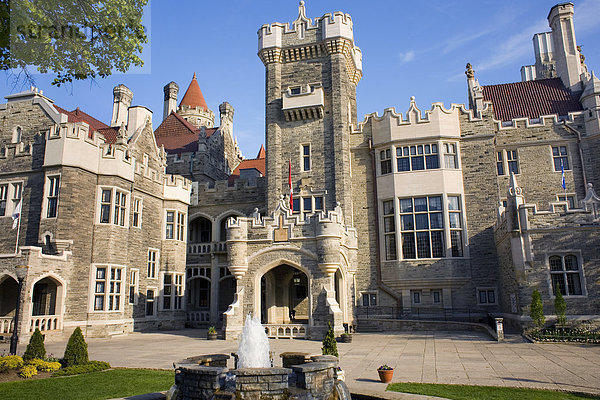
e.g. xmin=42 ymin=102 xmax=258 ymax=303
xmin=0 ymin=275 xmax=18 ymax=334
xmin=189 ymin=216 xmax=212 ymax=244
xmin=29 ymin=275 xmax=63 ymax=333
xmin=259 ymin=264 xmax=309 ymax=325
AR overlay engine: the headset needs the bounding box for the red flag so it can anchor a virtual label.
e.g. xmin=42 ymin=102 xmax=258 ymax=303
xmin=289 ymin=159 xmax=293 ymax=211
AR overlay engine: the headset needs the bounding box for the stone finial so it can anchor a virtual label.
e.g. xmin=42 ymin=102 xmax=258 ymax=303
xmin=508 ymin=172 xmax=522 ymax=197
xmin=465 ymin=63 xmax=475 ymax=79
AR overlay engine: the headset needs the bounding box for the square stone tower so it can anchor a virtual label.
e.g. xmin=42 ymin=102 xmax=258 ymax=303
xmin=258 ymin=1 xmax=363 ymax=220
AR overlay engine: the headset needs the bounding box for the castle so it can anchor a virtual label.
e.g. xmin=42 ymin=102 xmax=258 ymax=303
xmin=0 ymin=2 xmax=598 ymax=342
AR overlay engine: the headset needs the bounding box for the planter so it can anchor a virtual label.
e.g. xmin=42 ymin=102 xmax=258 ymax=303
xmin=207 ymin=333 xmax=218 ymax=340
xmin=377 ymin=368 xmax=394 ymax=383
xmin=339 ymin=334 xmax=352 ymax=343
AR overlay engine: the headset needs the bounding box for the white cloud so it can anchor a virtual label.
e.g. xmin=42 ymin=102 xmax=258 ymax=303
xmin=399 ymin=50 xmax=415 ymax=64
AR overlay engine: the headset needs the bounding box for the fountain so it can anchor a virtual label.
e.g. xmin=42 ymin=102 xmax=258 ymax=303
xmin=237 ymin=314 xmax=270 ymax=368
xmin=169 ymin=315 xmax=352 ymax=400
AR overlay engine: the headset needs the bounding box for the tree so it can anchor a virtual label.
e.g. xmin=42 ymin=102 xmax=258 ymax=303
xmin=554 ymin=289 xmax=567 ymax=326
xmin=530 ymin=289 xmax=545 ymax=329
xmin=63 ymin=327 xmax=89 ymax=366
xmin=23 ymin=328 xmax=46 ymax=361
xmin=321 ymin=322 xmax=338 ymax=357
xmin=1 ymin=0 xmax=148 ymax=86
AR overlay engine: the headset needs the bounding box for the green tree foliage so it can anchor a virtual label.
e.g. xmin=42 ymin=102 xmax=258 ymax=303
xmin=63 ymin=327 xmax=89 ymax=367
xmin=321 ymin=322 xmax=338 ymax=357
xmin=554 ymin=289 xmax=567 ymax=325
xmin=530 ymin=289 xmax=545 ymax=329
xmin=23 ymin=328 xmax=46 ymax=361
xmin=1 ymin=0 xmax=148 ymax=86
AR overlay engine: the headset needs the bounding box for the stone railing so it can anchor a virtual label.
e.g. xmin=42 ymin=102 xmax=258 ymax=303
xmin=0 ymin=317 xmax=14 ymax=334
xmin=264 ymin=324 xmax=307 ymax=339
xmin=187 ymin=242 xmax=227 ymax=255
xmin=187 ymin=311 xmax=211 ymax=323
xmin=29 ymin=315 xmax=61 ymax=332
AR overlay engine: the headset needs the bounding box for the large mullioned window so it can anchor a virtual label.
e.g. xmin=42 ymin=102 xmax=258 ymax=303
xmin=549 ymin=254 xmax=583 ymax=296
xmin=99 ymin=188 xmax=128 ymax=226
xmin=382 ymin=200 xmax=397 ymax=260
xmin=396 ymin=144 xmax=439 ymax=172
xmin=93 ymin=266 xmax=123 ymax=311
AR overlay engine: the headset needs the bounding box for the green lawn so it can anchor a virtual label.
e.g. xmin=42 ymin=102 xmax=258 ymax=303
xmin=0 ymin=368 xmax=174 ymax=400
xmin=387 ymin=383 xmax=600 ymax=400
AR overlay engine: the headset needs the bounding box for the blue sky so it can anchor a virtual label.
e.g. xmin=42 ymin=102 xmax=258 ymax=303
xmin=2 ymin=0 xmax=599 ymax=159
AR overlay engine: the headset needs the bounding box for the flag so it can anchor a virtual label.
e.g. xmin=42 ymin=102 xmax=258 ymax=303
xmin=561 ymin=161 xmax=566 ymax=190
xmin=288 ymin=159 xmax=293 ymax=211
xmin=12 ymin=199 xmax=21 ymax=229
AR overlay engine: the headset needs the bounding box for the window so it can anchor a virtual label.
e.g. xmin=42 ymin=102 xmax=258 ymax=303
xmin=361 ymin=292 xmax=377 ymax=306
xmin=552 ymin=146 xmax=570 ymax=171
xmin=93 ymin=266 xmax=123 ymax=311
xmin=292 ymin=195 xmax=324 ymax=218
xmin=314 ymin=196 xmax=324 ymax=212
xmin=302 ymin=144 xmax=310 ymax=172
xmin=290 ymin=87 xmax=301 ymax=95
xmin=443 ymin=143 xmax=458 ymax=169
xmin=496 ymin=151 xmax=504 ymax=176
xmin=12 ymin=127 xmax=21 ymax=143
xmin=0 ymin=184 xmax=7 ymax=216
xmin=382 ymin=200 xmax=397 ymax=260
xmin=549 ymin=255 xmax=583 ymax=296
xmin=177 ymin=212 xmax=186 ymax=241
xmin=12 ymin=182 xmax=22 ymax=211
xmin=162 ymin=273 xmax=184 ymax=310
xmin=399 ymin=196 xmax=444 ymax=259
xmin=46 ymin=176 xmax=60 ymax=218
xmin=99 ymin=188 xmax=128 ymax=226
xmin=166 ymin=211 xmax=174 ymax=239
xmin=557 ymin=194 xmax=575 ymax=209
xmin=432 ymin=290 xmax=441 ymax=304
xmin=497 ymin=150 xmax=519 ymax=175
xmin=147 ymin=249 xmax=159 ymax=279
xmin=380 ymin=149 xmax=392 ymax=175
xmin=412 ymin=291 xmax=421 ymax=304
xmin=303 ymin=197 xmax=312 ymax=219
xmin=145 ymin=289 xmax=155 ymax=316
xmin=448 ymin=196 xmax=463 ymax=257
xmin=132 ymin=198 xmax=142 ymax=228
xmin=478 ymin=289 xmax=497 ymax=304
xmin=396 ymin=144 xmax=439 ymax=172
xmin=128 ymin=269 xmax=138 ymax=305
xmin=292 ymin=198 xmax=300 ymax=214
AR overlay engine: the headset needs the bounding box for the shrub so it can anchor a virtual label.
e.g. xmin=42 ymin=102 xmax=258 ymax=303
xmin=63 ymin=327 xmax=89 ymax=367
xmin=52 ymin=360 xmax=110 ymax=377
xmin=530 ymin=289 xmax=545 ymax=328
xmin=0 ymin=355 xmax=24 ymax=370
xmin=321 ymin=322 xmax=338 ymax=357
xmin=207 ymin=326 xmax=217 ymax=334
xmin=27 ymin=358 xmax=61 ymax=372
xmin=23 ymin=328 xmax=46 ymax=362
xmin=554 ymin=289 xmax=567 ymax=325
xmin=18 ymin=364 xmax=38 ymax=378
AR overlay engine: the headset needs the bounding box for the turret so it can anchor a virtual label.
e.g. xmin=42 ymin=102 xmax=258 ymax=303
xmin=548 ymin=3 xmax=583 ymax=92
xmin=177 ymin=73 xmax=215 ymax=129
xmin=110 ymin=84 xmax=133 ymax=127
xmin=163 ymin=81 xmax=179 ymax=121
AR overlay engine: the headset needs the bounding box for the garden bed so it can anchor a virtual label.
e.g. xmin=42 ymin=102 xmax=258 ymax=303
xmin=527 ymin=328 xmax=600 ymax=344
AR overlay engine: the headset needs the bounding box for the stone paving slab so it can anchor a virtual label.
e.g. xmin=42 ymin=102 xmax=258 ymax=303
xmin=3 ymin=330 xmax=600 ymax=396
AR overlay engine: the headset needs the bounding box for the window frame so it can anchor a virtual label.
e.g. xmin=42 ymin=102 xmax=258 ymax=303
xmin=0 ymin=183 xmax=7 ymax=217
xmin=382 ymin=199 xmax=397 ymax=260
xmin=44 ymin=175 xmax=61 ymax=219
xmin=551 ymin=145 xmax=571 ymax=172
xmin=97 ymin=187 xmax=130 ymax=227
xmin=91 ymin=264 xmax=125 ymax=312
xmin=147 ymin=248 xmax=159 ymax=279
xmin=165 ymin=210 xmax=186 ymax=241
xmin=443 ymin=142 xmax=459 ymax=169
xmin=132 ymin=197 xmax=142 ymax=228
xmin=360 ymin=291 xmax=378 ymax=307
xmin=547 ymin=253 xmax=586 ymax=297
xmin=161 ymin=272 xmax=185 ymax=311
xmin=395 ymin=143 xmax=439 ymax=172
xmin=128 ymin=268 xmax=139 ymax=305
xmin=556 ymin=194 xmax=576 ymax=209
xmin=477 ymin=287 xmax=498 ymax=305
xmin=291 ymin=194 xmax=325 ymax=219
xmin=496 ymin=149 xmax=519 ymax=176
xmin=379 ymin=149 xmax=392 ymax=175
xmin=145 ymin=288 xmax=157 ymax=317
xmin=301 ymin=144 xmax=311 ymax=172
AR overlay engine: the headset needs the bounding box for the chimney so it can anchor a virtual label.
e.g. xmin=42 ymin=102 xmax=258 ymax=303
xmin=163 ymin=81 xmax=179 ymax=121
xmin=548 ymin=3 xmax=583 ymax=92
xmin=111 ymin=84 xmax=133 ymax=127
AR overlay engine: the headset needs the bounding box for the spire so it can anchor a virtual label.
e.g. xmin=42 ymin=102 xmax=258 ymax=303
xmin=179 ymin=72 xmax=208 ymax=111
xmin=256 ymin=144 xmax=266 ymax=159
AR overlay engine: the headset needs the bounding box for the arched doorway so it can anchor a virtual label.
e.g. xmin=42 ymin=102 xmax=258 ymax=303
xmin=0 ymin=276 xmax=18 ymax=334
xmin=259 ymin=264 xmax=309 ymax=325
xmin=32 ymin=277 xmax=58 ymax=316
xmin=189 ymin=216 xmax=212 ymax=243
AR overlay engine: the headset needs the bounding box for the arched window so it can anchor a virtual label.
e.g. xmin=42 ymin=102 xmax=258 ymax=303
xmin=12 ymin=127 xmax=22 ymax=143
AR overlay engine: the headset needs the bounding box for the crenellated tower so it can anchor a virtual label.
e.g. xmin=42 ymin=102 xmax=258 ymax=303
xmin=258 ymin=1 xmax=363 ymax=220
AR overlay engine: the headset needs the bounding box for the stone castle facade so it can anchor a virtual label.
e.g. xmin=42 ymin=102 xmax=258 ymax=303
xmin=1 ymin=2 xmax=598 ymax=342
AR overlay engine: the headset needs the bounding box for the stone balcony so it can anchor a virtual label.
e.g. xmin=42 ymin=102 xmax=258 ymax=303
xmin=282 ymin=85 xmax=324 ymax=121
xmin=187 ymin=242 xmax=227 ymax=255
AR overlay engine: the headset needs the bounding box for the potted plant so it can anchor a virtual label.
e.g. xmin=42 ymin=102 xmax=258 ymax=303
xmin=377 ymin=364 xmax=394 ymax=383
xmin=339 ymin=333 xmax=352 ymax=343
xmin=207 ymin=326 xmax=218 ymax=340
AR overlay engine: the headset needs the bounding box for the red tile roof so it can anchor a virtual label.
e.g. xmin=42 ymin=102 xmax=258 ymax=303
xmin=54 ymin=106 xmax=109 ymax=132
xmin=482 ymin=78 xmax=582 ymax=121
xmin=156 ymin=134 xmax=199 ymax=153
xmin=98 ymin=127 xmax=119 ymax=144
xmin=229 ymin=145 xmax=266 ymax=183
xmin=179 ymin=72 xmax=209 ymax=111
xmin=154 ymin=112 xmax=219 ymax=153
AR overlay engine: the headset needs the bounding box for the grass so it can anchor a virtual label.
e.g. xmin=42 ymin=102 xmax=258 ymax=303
xmin=387 ymin=382 xmax=600 ymax=400
xmin=0 ymin=368 xmax=174 ymax=400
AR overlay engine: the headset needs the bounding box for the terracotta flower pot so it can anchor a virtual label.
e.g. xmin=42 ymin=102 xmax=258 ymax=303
xmin=377 ymin=368 xmax=394 ymax=383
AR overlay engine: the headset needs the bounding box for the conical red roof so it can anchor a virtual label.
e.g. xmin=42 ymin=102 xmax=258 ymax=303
xmin=256 ymin=144 xmax=266 ymax=159
xmin=179 ymin=72 xmax=208 ymax=111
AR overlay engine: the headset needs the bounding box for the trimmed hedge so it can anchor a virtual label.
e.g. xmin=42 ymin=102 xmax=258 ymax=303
xmin=52 ymin=360 xmax=111 ymax=377
xmin=23 ymin=328 xmax=46 ymax=361
xmin=63 ymin=327 xmax=89 ymax=367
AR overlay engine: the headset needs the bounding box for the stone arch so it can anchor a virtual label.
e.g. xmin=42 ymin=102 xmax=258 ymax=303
xmin=0 ymin=274 xmax=18 ymax=319
xmin=252 ymin=258 xmax=313 ymax=326
xmin=188 ymin=214 xmax=213 ymax=243
xmin=186 ymin=276 xmax=211 ymax=311
xmin=28 ymin=273 xmax=67 ymax=320
xmin=215 ymin=210 xmax=244 ymax=242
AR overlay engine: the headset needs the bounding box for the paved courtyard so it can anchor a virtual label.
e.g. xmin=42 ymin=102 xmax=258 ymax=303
xmin=3 ymin=330 xmax=600 ymax=397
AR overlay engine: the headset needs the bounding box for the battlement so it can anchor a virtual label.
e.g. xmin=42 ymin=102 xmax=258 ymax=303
xmin=163 ymin=174 xmax=192 ymax=205
xmin=493 ymin=110 xmax=585 ymax=131
xmin=190 ymin=178 xmax=266 ymax=207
